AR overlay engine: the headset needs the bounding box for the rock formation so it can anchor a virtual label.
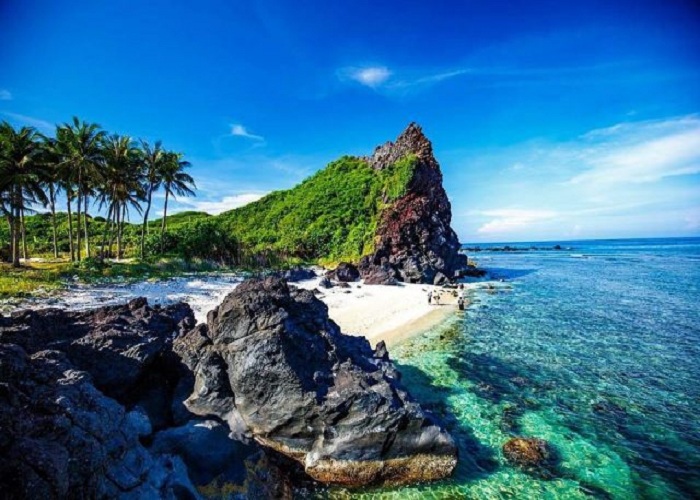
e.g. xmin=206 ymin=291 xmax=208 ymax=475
xmin=360 ymin=123 xmax=466 ymax=285
xmin=176 ymin=277 xmax=458 ymax=486
xmin=1 ymin=280 xmax=458 ymax=495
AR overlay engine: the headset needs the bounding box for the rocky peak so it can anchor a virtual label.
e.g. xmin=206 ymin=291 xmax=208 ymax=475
xmin=360 ymin=123 xmax=466 ymax=284
xmin=367 ymin=122 xmax=436 ymax=171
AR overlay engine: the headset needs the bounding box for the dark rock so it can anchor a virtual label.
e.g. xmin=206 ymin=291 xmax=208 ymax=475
xmin=359 ymin=258 xmax=399 ymax=285
xmin=175 ymin=277 xmax=457 ymax=487
xmin=319 ymin=276 xmax=333 ymax=289
xmin=0 ymin=344 xmax=198 ymax=498
xmin=433 ymin=272 xmax=448 ymax=286
xmin=335 ymin=281 xmax=351 ymax=289
xmin=462 ymin=266 xmax=487 ymax=278
xmin=274 ymin=267 xmax=317 ymax=282
xmin=360 ymin=123 xmax=466 ymax=284
xmin=327 ymin=262 xmax=360 ymax=282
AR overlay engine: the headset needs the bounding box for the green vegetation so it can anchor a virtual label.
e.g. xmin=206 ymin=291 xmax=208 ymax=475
xmin=218 ymin=153 xmax=418 ymax=264
xmin=1 ymin=116 xmax=419 ymax=297
xmin=0 ymin=118 xmax=196 ymax=266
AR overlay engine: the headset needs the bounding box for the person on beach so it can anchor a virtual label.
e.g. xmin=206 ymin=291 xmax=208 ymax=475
xmin=428 ymin=290 xmax=433 ymax=304
xmin=434 ymin=290 xmax=441 ymax=305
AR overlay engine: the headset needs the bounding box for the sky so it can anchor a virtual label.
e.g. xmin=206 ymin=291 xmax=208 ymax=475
xmin=1 ymin=0 xmax=699 ymax=243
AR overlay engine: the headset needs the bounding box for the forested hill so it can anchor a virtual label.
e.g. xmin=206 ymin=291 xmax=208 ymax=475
xmin=216 ymin=154 xmax=417 ymax=264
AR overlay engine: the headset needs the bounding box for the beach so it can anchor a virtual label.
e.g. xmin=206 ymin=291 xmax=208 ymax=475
xmin=0 ymin=273 xmax=473 ymax=348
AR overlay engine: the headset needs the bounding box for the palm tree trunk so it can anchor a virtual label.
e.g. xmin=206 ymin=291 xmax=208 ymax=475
xmin=108 ymin=203 xmax=118 ymax=259
xmin=49 ymin=184 xmax=58 ymax=259
xmin=4 ymin=214 xmax=12 ymax=263
xmin=101 ymin=203 xmax=113 ymax=260
xmin=76 ymin=191 xmax=82 ymax=262
xmin=84 ymin=195 xmax=90 ymax=258
xmin=161 ymin=188 xmax=169 ymax=236
xmin=20 ymin=207 xmax=27 ymax=261
xmin=67 ymin=195 xmax=75 ymax=262
xmin=116 ymin=203 xmax=122 ymax=260
xmin=140 ymin=183 xmax=154 ymax=259
xmin=11 ymin=190 xmax=21 ymax=267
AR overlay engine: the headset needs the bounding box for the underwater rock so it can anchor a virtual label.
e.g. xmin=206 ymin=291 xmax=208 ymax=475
xmin=503 ymin=437 xmax=552 ymax=468
xmin=176 ymin=277 xmax=457 ymax=487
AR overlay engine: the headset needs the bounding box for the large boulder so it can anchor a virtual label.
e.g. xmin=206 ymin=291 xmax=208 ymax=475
xmin=175 ymin=277 xmax=457 ymax=487
xmin=360 ymin=123 xmax=466 ymax=284
xmin=326 ymin=262 xmax=360 ymax=282
xmin=0 ymin=344 xmax=198 ymax=498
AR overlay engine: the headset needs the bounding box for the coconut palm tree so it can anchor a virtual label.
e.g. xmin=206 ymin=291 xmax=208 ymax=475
xmin=160 ymin=151 xmax=195 ymax=236
xmin=38 ymin=136 xmax=62 ymax=258
xmin=138 ymin=139 xmax=165 ymax=259
xmin=0 ymin=122 xmax=48 ymax=266
xmin=99 ymin=134 xmax=144 ymax=259
xmin=54 ymin=117 xmax=105 ymax=261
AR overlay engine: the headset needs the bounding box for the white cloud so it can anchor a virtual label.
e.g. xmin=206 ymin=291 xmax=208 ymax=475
xmin=230 ymin=124 xmax=264 ymax=141
xmin=569 ymin=116 xmax=700 ymax=185
xmin=476 ymin=209 xmax=558 ymax=234
xmin=340 ymin=66 xmax=392 ymax=88
xmin=1 ymin=111 xmax=54 ymax=133
xmin=0 ymin=90 xmax=11 ymax=100
xmin=176 ymin=193 xmax=265 ymax=215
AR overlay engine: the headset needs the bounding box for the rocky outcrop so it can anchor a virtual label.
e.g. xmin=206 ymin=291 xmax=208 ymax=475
xmin=326 ymin=262 xmax=360 ymax=282
xmin=0 ymin=343 xmax=198 ymax=498
xmin=175 ymin=277 xmax=457 ymax=486
xmin=360 ymin=123 xmax=466 ymax=285
xmin=502 ymin=437 xmax=556 ymax=478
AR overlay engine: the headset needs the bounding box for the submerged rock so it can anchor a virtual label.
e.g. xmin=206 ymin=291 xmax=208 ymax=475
xmin=502 ymin=437 xmax=552 ymax=470
xmin=176 ymin=277 xmax=457 ymax=487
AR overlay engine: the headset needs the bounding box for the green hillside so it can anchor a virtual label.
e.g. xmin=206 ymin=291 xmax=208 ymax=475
xmin=217 ymin=154 xmax=417 ymax=264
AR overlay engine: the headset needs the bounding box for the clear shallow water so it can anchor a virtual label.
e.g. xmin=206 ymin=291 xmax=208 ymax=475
xmin=332 ymin=237 xmax=700 ymax=499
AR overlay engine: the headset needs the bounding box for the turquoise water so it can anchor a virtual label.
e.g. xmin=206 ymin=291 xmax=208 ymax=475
xmin=332 ymin=237 xmax=700 ymax=499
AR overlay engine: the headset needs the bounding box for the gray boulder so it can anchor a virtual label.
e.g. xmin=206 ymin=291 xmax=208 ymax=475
xmin=175 ymin=277 xmax=457 ymax=487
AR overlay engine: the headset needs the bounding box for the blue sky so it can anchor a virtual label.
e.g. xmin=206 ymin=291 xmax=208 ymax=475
xmin=1 ymin=0 xmax=699 ymax=242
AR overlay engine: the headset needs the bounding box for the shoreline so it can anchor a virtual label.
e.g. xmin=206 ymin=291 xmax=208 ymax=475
xmin=296 ymin=277 xmax=472 ymax=348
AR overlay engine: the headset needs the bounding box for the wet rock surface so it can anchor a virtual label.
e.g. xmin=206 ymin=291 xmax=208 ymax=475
xmin=360 ymin=123 xmax=466 ymax=284
xmin=503 ymin=437 xmax=557 ymax=478
xmin=176 ymin=277 xmax=458 ymax=486
xmin=326 ymin=262 xmax=360 ymax=282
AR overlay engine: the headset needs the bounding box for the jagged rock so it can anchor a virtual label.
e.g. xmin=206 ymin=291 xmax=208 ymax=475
xmin=150 ymin=419 xmax=255 ymax=486
xmin=433 ymin=272 xmax=448 ymax=285
xmin=326 ymin=262 xmax=360 ymax=282
xmin=359 ymin=258 xmax=399 ymax=285
xmin=503 ymin=437 xmax=551 ymax=468
xmin=0 ymin=344 xmax=199 ymax=498
xmin=360 ymin=123 xmax=466 ymax=284
xmin=274 ymin=267 xmax=317 ymax=282
xmin=0 ymin=298 xmax=194 ymax=402
xmin=318 ymin=276 xmax=333 ymax=289
xmin=175 ymin=277 xmax=457 ymax=487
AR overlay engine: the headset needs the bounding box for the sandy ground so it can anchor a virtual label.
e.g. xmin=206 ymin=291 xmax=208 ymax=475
xmin=1 ymin=273 xmax=478 ymax=347
xmin=296 ymin=277 xmax=472 ymax=347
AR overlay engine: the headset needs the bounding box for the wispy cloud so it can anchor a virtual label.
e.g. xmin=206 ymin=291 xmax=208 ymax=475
xmin=568 ymin=116 xmax=700 ymax=185
xmin=0 ymin=90 xmax=11 ymax=101
xmin=338 ymin=66 xmax=392 ymax=88
xmin=230 ymin=124 xmax=264 ymax=141
xmin=0 ymin=111 xmax=54 ymax=133
xmin=451 ymin=114 xmax=700 ymax=242
xmin=175 ymin=192 xmax=266 ymax=215
xmin=475 ymin=209 xmax=558 ymax=234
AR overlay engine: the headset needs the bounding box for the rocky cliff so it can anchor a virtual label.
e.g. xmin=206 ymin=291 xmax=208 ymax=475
xmin=0 ymin=281 xmax=457 ymax=496
xmin=360 ymin=123 xmax=466 ymax=285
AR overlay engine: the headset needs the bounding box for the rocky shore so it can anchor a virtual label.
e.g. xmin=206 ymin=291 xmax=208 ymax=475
xmin=0 ymin=277 xmax=458 ymax=497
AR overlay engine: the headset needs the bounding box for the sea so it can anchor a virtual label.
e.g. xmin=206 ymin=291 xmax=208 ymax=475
xmin=334 ymin=237 xmax=700 ymax=499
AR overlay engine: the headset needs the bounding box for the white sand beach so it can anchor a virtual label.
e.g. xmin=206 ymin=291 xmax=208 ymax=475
xmin=1 ymin=273 xmax=478 ymax=347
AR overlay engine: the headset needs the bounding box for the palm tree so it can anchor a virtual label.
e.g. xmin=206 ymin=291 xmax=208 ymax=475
xmin=0 ymin=122 xmax=48 ymax=266
xmin=160 ymin=151 xmax=195 ymax=235
xmin=138 ymin=139 xmax=165 ymax=259
xmin=99 ymin=134 xmax=144 ymax=259
xmin=54 ymin=117 xmax=105 ymax=261
xmin=39 ymin=136 xmax=62 ymax=258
